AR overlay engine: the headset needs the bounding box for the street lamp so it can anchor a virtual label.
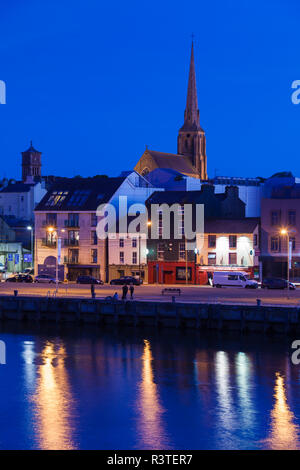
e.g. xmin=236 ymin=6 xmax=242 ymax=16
xmin=46 ymin=226 xmax=65 ymax=291
xmin=280 ymin=228 xmax=291 ymax=296
xmin=26 ymin=226 xmax=33 ymax=269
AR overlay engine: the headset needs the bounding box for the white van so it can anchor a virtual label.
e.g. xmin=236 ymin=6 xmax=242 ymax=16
xmin=213 ymin=271 xmax=258 ymax=289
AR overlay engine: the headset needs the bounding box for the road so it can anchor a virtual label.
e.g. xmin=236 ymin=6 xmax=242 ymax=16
xmin=0 ymin=282 xmax=300 ymax=307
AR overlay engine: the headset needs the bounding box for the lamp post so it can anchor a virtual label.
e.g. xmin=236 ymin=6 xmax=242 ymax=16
xmin=26 ymin=226 xmax=33 ymax=269
xmin=47 ymin=227 xmax=65 ymax=291
xmin=280 ymin=228 xmax=291 ymax=298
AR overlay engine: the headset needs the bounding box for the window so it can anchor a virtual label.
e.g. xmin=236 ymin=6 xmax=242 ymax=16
xmin=254 ymin=234 xmax=258 ymax=246
xmin=46 ymin=191 xmax=69 ymax=207
xmin=179 ymin=242 xmax=185 ymax=260
xmin=68 ymin=249 xmax=79 ymax=264
xmin=229 ymin=252 xmax=237 ymax=265
xmin=271 ymin=237 xmax=280 ymax=252
xmin=91 ymin=231 xmax=97 ymax=245
xmin=46 ymin=213 xmax=57 ymax=226
xmin=67 ymin=190 xmax=90 ymax=207
xmin=132 ymin=237 xmax=137 ymax=248
xmin=132 ymin=252 xmax=137 ymax=264
xmin=158 ymin=242 xmax=164 ymax=260
xmin=91 ymin=213 xmax=97 ymax=227
xmin=229 ymin=235 xmax=237 ymax=248
xmin=288 ymin=211 xmax=296 ymax=226
xmin=176 ymin=266 xmax=192 ymax=281
xmin=119 ymin=238 xmax=124 ymax=248
xmin=290 ymin=237 xmax=296 ymax=250
xmin=208 ymin=235 xmax=216 ymax=248
xmin=68 ymin=230 xmax=79 ymax=245
xmin=178 ymin=205 xmax=184 ymax=236
xmin=158 ymin=211 xmax=163 ymax=237
xmin=67 ymin=213 xmax=79 ymax=227
xmin=228 ymin=274 xmax=238 ymax=281
xmin=271 ymin=210 xmax=280 ymax=226
xmin=208 ymin=253 xmax=216 ymax=265
xmin=119 ymin=251 xmax=124 ymax=264
xmin=91 ymin=249 xmax=97 ymax=263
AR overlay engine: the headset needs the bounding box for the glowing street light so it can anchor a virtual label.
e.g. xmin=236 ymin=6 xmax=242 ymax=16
xmin=280 ymin=228 xmax=291 ymax=297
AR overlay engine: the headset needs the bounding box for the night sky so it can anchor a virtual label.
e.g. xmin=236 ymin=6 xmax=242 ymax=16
xmin=0 ymin=0 xmax=299 ymax=180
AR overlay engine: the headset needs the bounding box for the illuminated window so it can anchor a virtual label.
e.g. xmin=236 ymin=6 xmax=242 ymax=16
xmin=46 ymin=191 xmax=69 ymax=207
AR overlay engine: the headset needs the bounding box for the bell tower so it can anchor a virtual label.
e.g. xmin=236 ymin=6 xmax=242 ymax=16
xmin=22 ymin=141 xmax=42 ymax=182
xmin=177 ymin=42 xmax=207 ymax=180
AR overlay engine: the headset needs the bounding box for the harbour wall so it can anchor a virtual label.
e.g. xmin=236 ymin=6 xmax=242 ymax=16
xmin=0 ymin=295 xmax=299 ymax=334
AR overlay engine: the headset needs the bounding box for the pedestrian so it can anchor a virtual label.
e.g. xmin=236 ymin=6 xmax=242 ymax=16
xmin=113 ymin=292 xmax=119 ymax=301
xmin=122 ymin=284 xmax=128 ymax=300
xmin=129 ymin=283 xmax=134 ymax=299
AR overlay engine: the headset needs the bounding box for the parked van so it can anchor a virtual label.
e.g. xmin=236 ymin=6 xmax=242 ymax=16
xmin=213 ymin=271 xmax=258 ymax=289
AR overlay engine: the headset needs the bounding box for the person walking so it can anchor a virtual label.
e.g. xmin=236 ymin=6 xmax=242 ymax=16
xmin=129 ymin=283 xmax=134 ymax=299
xmin=122 ymin=284 xmax=128 ymax=300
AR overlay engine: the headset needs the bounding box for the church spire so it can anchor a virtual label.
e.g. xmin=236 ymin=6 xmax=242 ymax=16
xmin=183 ymin=41 xmax=200 ymax=130
xmin=177 ymin=41 xmax=207 ymax=180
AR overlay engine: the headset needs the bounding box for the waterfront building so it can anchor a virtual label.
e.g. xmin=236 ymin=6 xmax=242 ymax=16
xmin=145 ymin=169 xmax=263 ymax=218
xmin=34 ymin=171 xmax=162 ymax=282
xmin=260 ymin=173 xmax=300 ymax=280
xmin=134 ymin=42 xmax=207 ymax=180
xmin=146 ymin=185 xmax=259 ymax=284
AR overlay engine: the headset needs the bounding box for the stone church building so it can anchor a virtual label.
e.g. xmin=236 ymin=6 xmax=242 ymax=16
xmin=134 ymin=42 xmax=208 ymax=180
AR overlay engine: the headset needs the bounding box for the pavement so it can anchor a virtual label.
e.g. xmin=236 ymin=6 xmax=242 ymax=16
xmin=0 ymin=282 xmax=300 ymax=307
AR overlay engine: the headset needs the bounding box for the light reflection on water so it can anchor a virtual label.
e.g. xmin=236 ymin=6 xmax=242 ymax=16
xmin=1 ymin=326 xmax=300 ymax=449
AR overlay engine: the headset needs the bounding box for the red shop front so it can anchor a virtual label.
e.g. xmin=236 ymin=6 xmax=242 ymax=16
xmin=148 ymin=261 xmax=208 ymax=285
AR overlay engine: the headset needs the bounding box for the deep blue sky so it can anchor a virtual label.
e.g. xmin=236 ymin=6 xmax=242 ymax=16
xmin=0 ymin=0 xmax=299 ymax=180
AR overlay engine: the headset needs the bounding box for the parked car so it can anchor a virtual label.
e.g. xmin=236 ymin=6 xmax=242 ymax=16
xmin=110 ymin=276 xmax=142 ymax=286
xmin=6 ymin=274 xmax=33 ymax=283
xmin=76 ymin=275 xmax=103 ymax=285
xmin=34 ymin=274 xmax=61 ymax=283
xmin=213 ymin=271 xmax=258 ymax=288
xmin=23 ymin=267 xmax=34 ymax=275
xmin=261 ymin=278 xmax=296 ymax=290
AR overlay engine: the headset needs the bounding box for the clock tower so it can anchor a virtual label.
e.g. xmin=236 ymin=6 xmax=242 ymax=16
xmin=22 ymin=141 xmax=42 ymax=182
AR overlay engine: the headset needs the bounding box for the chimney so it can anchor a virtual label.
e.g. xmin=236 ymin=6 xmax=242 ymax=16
xmin=201 ymin=183 xmax=215 ymax=194
xmin=225 ymin=185 xmax=239 ymax=198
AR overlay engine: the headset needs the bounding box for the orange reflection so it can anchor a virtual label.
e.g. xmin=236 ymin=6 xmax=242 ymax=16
xmin=137 ymin=339 xmax=170 ymax=449
xmin=33 ymin=341 xmax=77 ymax=450
xmin=265 ymin=372 xmax=300 ymax=450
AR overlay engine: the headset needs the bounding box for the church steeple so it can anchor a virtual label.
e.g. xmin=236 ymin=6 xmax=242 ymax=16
xmin=184 ymin=41 xmax=200 ymax=130
xmin=177 ymin=42 xmax=207 ymax=180
xmin=21 ymin=141 xmax=42 ymax=182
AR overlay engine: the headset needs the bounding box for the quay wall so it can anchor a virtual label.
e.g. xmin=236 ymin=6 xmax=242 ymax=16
xmin=0 ymin=295 xmax=299 ymax=334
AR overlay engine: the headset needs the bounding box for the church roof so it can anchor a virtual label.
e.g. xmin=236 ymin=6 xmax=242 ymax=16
xmin=22 ymin=141 xmax=41 ymax=154
xmin=143 ymin=149 xmax=199 ymax=178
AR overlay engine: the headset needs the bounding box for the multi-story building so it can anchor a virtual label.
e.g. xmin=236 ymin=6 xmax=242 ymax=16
xmin=34 ymin=172 xmax=162 ymax=282
xmin=146 ymin=185 xmax=259 ymax=284
xmin=260 ymin=177 xmax=300 ymax=280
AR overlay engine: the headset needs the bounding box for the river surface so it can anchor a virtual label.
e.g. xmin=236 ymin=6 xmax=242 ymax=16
xmin=0 ymin=322 xmax=299 ymax=450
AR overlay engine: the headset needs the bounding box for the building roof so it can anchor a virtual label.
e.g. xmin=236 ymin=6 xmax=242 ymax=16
xmin=35 ymin=176 xmax=126 ymax=211
xmin=204 ymin=218 xmax=259 ymax=233
xmin=22 ymin=141 xmax=41 ymax=154
xmin=1 ymin=216 xmax=33 ymax=228
xmin=143 ymin=149 xmax=199 ymax=178
xmin=0 ymin=182 xmax=35 ymax=193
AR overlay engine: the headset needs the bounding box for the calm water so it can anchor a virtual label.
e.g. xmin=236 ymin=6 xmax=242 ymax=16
xmin=0 ymin=322 xmax=299 ymax=450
